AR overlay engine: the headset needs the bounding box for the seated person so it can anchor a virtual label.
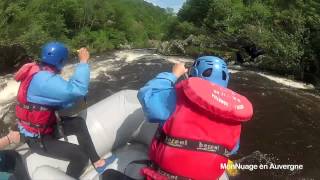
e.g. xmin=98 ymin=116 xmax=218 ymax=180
xmin=138 ymin=56 xmax=253 ymax=179
xmin=15 ymin=42 xmax=115 ymax=179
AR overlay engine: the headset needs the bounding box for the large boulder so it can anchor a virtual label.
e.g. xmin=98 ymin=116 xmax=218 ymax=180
xmin=183 ymin=35 xmax=197 ymax=45
xmin=157 ymin=40 xmax=186 ymax=55
xmin=119 ymin=43 xmax=132 ymax=50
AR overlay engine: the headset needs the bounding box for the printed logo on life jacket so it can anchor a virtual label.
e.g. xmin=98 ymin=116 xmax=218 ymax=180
xmin=158 ymin=170 xmax=179 ymax=180
xmin=232 ymin=96 xmax=241 ymax=103
xmin=212 ymin=89 xmax=229 ymax=107
xmin=158 ymin=169 xmax=193 ymax=180
xmin=236 ymin=104 xmax=244 ymax=110
xmin=197 ymin=142 xmax=219 ymax=152
xmin=165 ymin=136 xmax=188 ymax=147
xmin=161 ymin=133 xmax=231 ymax=157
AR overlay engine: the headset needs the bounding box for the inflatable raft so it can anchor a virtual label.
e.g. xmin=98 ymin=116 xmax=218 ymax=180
xmin=16 ymin=90 xmax=229 ymax=180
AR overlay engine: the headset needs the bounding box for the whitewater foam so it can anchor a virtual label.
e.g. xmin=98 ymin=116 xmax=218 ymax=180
xmin=0 ymin=79 xmax=20 ymax=105
xmin=114 ymin=50 xmax=150 ymax=62
xmin=166 ymin=56 xmax=193 ymax=63
xmin=257 ymin=72 xmax=314 ymax=90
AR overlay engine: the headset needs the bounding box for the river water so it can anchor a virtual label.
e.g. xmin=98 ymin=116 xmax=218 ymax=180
xmin=0 ymin=49 xmax=319 ymax=179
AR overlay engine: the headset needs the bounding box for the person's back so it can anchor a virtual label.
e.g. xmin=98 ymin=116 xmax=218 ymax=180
xmin=15 ymin=42 xmax=114 ymax=178
xmin=138 ymin=56 xmax=253 ymax=179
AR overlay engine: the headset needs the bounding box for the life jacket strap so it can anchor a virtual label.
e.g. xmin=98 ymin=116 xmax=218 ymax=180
xmin=156 ymin=167 xmax=191 ymax=180
xmin=17 ymin=101 xmax=51 ymax=111
xmin=157 ymin=129 xmax=231 ymax=158
xmin=17 ymin=118 xmax=51 ymax=129
xmin=129 ymin=160 xmax=191 ymax=180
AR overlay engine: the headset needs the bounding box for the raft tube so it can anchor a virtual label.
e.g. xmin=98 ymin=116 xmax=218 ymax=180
xmin=16 ymin=90 xmax=228 ymax=180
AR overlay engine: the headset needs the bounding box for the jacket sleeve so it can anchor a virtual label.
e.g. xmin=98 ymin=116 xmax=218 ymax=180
xmin=138 ymin=72 xmax=178 ymax=124
xmin=27 ymin=63 xmax=90 ymax=108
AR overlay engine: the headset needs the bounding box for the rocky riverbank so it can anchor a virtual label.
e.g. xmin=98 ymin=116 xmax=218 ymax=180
xmin=156 ymin=35 xmax=320 ymax=89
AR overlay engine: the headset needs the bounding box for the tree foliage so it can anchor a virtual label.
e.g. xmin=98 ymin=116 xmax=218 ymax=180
xmin=169 ymin=0 xmax=320 ymax=83
xmin=0 ymin=0 xmax=172 ymax=55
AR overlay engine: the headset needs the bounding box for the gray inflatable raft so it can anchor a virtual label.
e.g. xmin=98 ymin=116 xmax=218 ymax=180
xmin=16 ymin=90 xmax=228 ymax=180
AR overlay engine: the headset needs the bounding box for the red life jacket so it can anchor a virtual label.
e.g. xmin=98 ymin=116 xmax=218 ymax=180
xmin=143 ymin=77 xmax=253 ymax=180
xmin=15 ymin=63 xmax=57 ymax=135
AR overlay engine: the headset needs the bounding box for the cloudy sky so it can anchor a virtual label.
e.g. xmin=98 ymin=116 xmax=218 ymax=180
xmin=144 ymin=0 xmax=186 ymax=12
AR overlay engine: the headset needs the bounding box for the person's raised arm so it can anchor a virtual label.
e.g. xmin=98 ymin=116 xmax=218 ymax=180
xmin=27 ymin=48 xmax=91 ymax=108
xmin=138 ymin=63 xmax=188 ymax=124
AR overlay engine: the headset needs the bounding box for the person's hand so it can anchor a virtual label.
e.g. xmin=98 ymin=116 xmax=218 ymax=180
xmin=172 ymin=63 xmax=188 ymax=78
xmin=7 ymin=131 xmax=20 ymax=144
xmin=78 ymin=47 xmax=90 ymax=63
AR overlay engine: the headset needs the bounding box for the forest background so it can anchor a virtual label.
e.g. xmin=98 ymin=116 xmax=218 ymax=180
xmin=1 ymin=0 xmax=319 ymax=86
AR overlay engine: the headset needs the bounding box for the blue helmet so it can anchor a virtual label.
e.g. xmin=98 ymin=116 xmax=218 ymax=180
xmin=41 ymin=42 xmax=68 ymax=70
xmin=189 ymin=56 xmax=229 ymax=87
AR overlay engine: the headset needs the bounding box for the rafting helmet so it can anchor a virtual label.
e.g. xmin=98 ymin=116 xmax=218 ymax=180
xmin=41 ymin=42 xmax=68 ymax=71
xmin=189 ymin=56 xmax=229 ymax=87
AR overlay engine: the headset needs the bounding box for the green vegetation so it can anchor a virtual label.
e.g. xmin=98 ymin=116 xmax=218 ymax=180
xmin=167 ymin=0 xmax=320 ymax=85
xmin=0 ymin=0 xmax=172 ymax=55
xmin=1 ymin=0 xmax=319 ymax=85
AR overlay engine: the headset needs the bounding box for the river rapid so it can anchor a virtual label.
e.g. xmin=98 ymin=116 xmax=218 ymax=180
xmin=0 ymin=49 xmax=319 ymax=179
